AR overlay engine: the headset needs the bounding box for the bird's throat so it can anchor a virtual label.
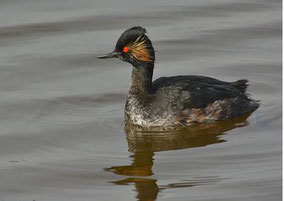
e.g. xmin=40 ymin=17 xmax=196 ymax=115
xmin=129 ymin=63 xmax=154 ymax=95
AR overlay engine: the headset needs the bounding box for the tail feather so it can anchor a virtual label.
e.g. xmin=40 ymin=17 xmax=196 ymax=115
xmin=230 ymin=79 xmax=248 ymax=93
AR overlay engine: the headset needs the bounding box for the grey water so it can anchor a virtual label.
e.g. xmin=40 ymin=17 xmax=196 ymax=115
xmin=0 ymin=0 xmax=281 ymax=200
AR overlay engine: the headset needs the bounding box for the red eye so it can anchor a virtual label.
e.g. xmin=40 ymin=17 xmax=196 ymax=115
xmin=123 ymin=46 xmax=129 ymax=53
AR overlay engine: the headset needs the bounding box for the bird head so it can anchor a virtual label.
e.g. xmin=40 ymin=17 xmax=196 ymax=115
xmin=98 ymin=26 xmax=155 ymax=67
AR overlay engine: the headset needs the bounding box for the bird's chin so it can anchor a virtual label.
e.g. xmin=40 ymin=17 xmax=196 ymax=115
xmin=118 ymin=55 xmax=124 ymax=60
xmin=118 ymin=57 xmax=137 ymax=67
xmin=119 ymin=57 xmax=130 ymax=65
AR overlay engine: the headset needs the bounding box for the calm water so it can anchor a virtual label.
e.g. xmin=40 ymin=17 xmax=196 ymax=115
xmin=0 ymin=0 xmax=281 ymax=201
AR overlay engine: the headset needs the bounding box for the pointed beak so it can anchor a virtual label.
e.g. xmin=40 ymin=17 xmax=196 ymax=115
xmin=97 ymin=51 xmax=121 ymax=59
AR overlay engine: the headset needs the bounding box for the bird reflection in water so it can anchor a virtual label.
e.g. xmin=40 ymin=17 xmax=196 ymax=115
xmin=105 ymin=114 xmax=251 ymax=201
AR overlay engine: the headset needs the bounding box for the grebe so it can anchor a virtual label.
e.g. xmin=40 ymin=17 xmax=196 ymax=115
xmin=98 ymin=26 xmax=259 ymax=127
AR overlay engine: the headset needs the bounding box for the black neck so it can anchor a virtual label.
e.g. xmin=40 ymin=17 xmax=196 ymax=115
xmin=129 ymin=62 xmax=154 ymax=95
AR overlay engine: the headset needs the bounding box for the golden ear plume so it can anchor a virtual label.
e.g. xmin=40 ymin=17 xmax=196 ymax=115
xmin=127 ymin=36 xmax=153 ymax=62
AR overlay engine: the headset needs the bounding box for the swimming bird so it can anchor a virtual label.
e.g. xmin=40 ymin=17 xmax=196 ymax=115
xmin=98 ymin=26 xmax=259 ymax=127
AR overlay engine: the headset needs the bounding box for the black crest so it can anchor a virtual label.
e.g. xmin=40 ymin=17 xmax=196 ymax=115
xmin=115 ymin=26 xmax=147 ymax=50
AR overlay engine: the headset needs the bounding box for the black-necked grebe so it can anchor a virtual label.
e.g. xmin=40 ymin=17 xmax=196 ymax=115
xmin=98 ymin=26 xmax=259 ymax=127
